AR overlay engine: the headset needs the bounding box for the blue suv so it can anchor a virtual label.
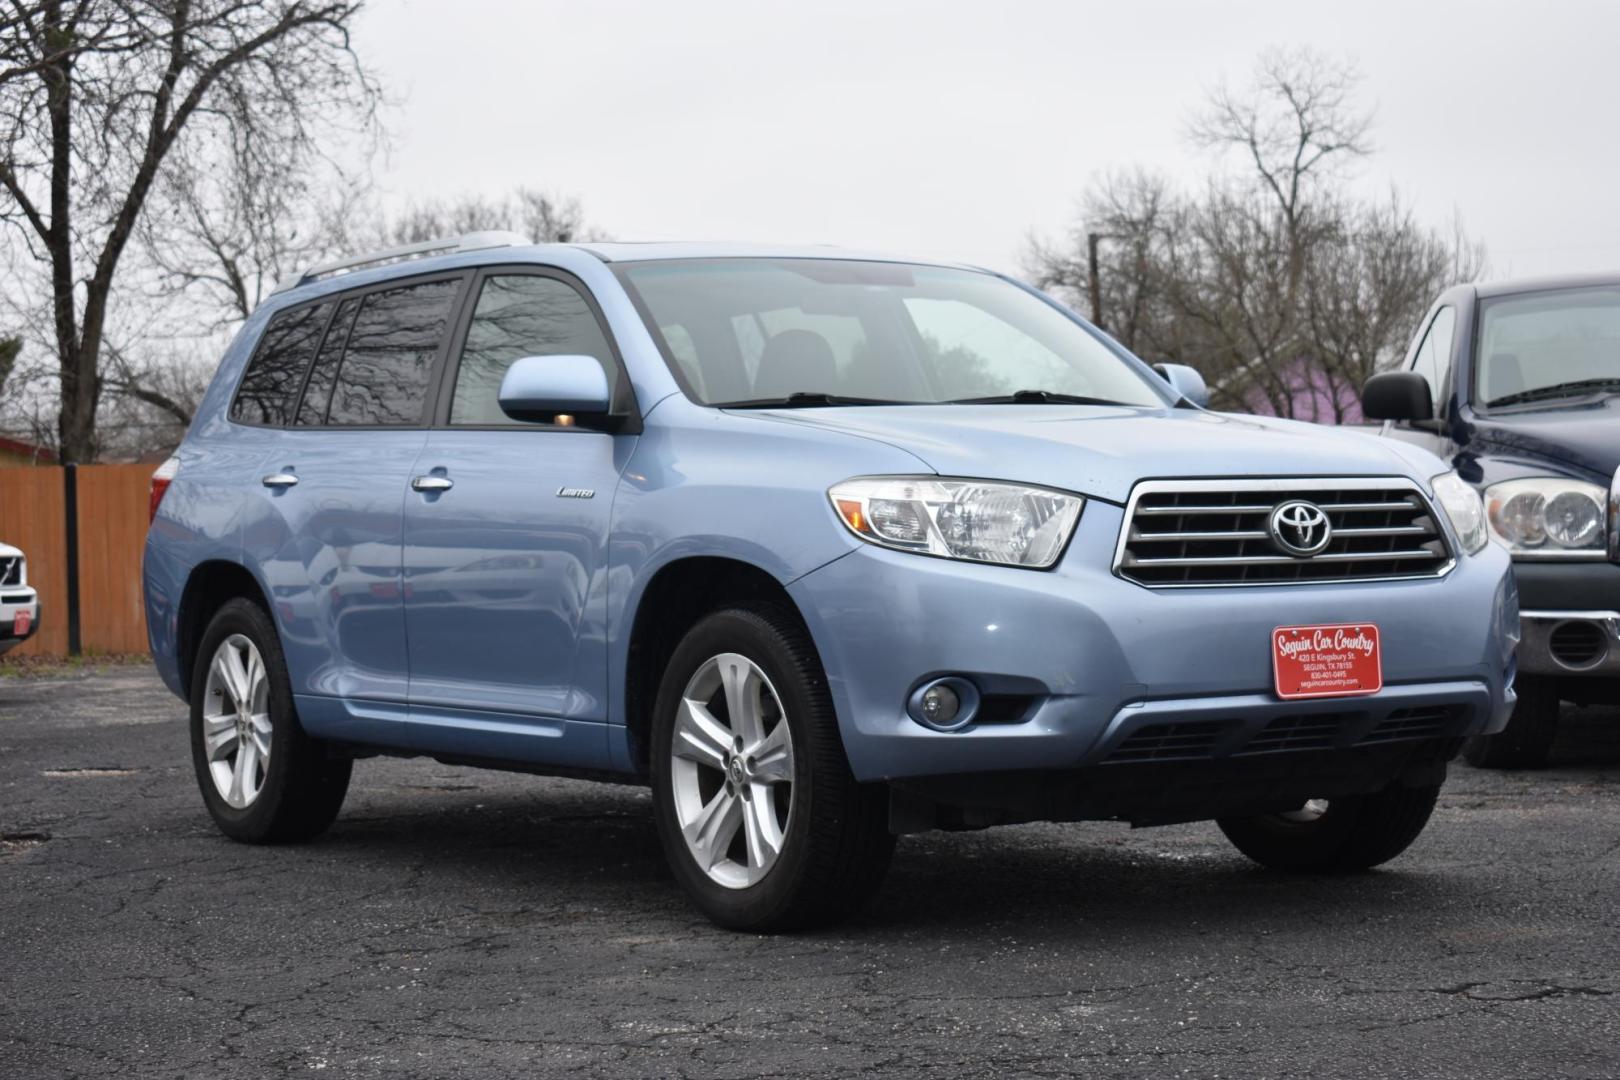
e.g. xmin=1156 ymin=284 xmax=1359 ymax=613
xmin=145 ymin=234 xmax=1518 ymax=929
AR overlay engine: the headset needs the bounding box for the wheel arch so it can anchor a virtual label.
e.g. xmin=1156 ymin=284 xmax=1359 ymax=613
xmin=621 ymin=555 xmax=821 ymax=777
xmin=175 ymin=560 xmax=273 ymax=701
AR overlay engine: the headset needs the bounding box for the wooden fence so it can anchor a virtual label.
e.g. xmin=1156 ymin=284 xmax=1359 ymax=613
xmin=0 ymin=463 xmax=153 ymax=658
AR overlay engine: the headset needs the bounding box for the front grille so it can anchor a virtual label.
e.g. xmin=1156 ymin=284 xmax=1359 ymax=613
xmin=0 ymin=557 xmax=18 ymax=587
xmin=1549 ymin=620 xmax=1608 ymax=667
xmin=1361 ymin=705 xmax=1459 ymax=744
xmin=1105 ymin=721 xmax=1226 ymax=763
xmin=1116 ymin=479 xmax=1453 ymax=587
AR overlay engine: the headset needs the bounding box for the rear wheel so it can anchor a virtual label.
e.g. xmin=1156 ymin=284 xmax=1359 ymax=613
xmin=1217 ymin=783 xmax=1440 ymax=873
xmin=1462 ymin=676 xmax=1558 ymax=770
xmin=650 ymin=606 xmax=893 ymax=930
xmin=189 ymin=598 xmax=351 ymax=843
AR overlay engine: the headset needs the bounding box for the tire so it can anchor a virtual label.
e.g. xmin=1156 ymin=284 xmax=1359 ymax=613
xmin=1217 ymin=782 xmax=1440 ymax=873
xmin=189 ymin=597 xmax=352 ymax=843
xmin=649 ymin=606 xmax=893 ymax=930
xmin=1462 ymin=677 xmax=1558 ymax=770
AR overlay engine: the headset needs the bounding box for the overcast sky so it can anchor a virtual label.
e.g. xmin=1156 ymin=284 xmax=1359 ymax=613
xmin=358 ymin=0 xmax=1620 ymax=280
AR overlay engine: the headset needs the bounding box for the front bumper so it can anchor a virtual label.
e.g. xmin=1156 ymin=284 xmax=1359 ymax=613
xmin=1512 ymin=560 xmax=1620 ymax=677
xmin=790 ymin=500 xmax=1518 ymax=782
xmin=0 ymin=587 xmax=40 ymax=655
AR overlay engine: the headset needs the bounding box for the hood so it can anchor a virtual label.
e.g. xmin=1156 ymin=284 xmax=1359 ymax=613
xmin=1464 ymin=397 xmax=1620 ymax=483
xmin=746 ymin=405 xmax=1435 ymax=504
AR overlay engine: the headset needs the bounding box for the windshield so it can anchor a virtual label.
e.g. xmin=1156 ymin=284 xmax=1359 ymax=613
xmin=1476 ymin=286 xmax=1620 ymax=408
xmin=615 ymin=258 xmax=1168 ymax=408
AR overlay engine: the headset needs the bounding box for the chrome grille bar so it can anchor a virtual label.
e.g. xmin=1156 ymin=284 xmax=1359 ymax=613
xmin=1113 ymin=478 xmax=1456 ymax=587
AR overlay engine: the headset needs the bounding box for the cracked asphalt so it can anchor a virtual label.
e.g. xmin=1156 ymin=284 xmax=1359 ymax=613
xmin=1 ymin=664 xmax=1616 ymax=1079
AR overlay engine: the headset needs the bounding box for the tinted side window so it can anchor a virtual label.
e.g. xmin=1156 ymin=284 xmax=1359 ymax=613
xmin=450 ymin=275 xmax=615 ymax=425
xmin=295 ymin=296 xmax=359 ymax=426
xmin=327 ymin=279 xmax=460 ymax=426
xmin=1408 ymin=306 xmax=1456 ymax=408
xmin=230 ymin=301 xmax=333 ymax=426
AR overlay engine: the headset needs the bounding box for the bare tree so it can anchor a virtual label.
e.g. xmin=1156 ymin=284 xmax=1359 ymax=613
xmin=381 ymin=188 xmax=605 ymax=247
xmin=0 ymin=1 xmax=379 ymax=463
xmin=140 ymin=145 xmax=374 ymax=329
xmin=1029 ymin=48 xmax=1481 ymax=421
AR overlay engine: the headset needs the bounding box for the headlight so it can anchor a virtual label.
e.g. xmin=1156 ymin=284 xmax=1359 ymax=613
xmin=829 ymin=477 xmax=1084 ymax=568
xmin=1431 ymin=471 xmax=1487 ymax=555
xmin=1484 ymin=477 xmax=1609 ymax=557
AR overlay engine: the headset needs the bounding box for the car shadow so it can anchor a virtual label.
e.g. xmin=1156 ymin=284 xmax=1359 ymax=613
xmin=1544 ymin=703 xmax=1620 ymax=771
xmin=284 ymin=773 xmax=1491 ymax=941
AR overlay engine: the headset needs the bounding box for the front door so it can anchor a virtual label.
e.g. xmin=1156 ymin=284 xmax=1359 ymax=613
xmin=401 ymin=269 xmax=635 ymax=768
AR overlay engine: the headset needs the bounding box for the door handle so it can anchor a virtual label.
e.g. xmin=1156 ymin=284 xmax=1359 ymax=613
xmin=262 ymin=472 xmax=299 ymax=488
xmin=411 ymin=475 xmax=454 ymax=493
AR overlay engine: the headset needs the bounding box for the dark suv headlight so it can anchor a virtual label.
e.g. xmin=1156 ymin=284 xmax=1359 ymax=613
xmin=1484 ymin=477 xmax=1609 ymax=558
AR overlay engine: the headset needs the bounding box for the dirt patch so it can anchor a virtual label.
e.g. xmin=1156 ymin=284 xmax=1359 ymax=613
xmin=41 ymin=767 xmax=139 ymax=778
xmin=0 ymin=654 xmax=151 ymax=679
xmin=0 ymin=830 xmax=49 ymax=856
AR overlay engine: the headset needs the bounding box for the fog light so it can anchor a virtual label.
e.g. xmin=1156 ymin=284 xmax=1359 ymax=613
xmin=920 ymin=684 xmax=960 ymax=725
xmin=907 ymin=677 xmax=979 ymax=731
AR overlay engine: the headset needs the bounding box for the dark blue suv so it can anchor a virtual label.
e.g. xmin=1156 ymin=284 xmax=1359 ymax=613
xmin=1365 ymin=273 xmax=1619 ymax=767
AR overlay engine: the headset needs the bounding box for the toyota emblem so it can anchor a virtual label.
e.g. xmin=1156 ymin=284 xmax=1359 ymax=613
xmin=1268 ymin=500 xmax=1332 ymax=557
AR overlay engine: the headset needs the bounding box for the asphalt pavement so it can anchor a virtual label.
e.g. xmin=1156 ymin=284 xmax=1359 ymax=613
xmin=1 ymin=663 xmax=1616 ymax=1079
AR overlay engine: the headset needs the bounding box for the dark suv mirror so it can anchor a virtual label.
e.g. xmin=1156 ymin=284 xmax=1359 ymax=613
xmin=1361 ymin=371 xmax=1434 ymax=423
xmin=498 ymin=355 xmax=611 ymax=422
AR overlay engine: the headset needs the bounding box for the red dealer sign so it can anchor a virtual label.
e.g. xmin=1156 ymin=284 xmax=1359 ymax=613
xmin=1272 ymin=623 xmax=1382 ymax=700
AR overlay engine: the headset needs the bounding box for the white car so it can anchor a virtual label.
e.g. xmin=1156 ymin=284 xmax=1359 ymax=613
xmin=0 ymin=542 xmax=39 ymax=655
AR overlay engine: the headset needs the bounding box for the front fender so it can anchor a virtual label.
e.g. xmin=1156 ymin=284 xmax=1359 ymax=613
xmin=602 ymin=399 xmax=929 ymax=763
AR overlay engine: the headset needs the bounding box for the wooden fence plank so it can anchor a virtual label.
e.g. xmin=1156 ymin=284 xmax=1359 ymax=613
xmin=0 ymin=466 xmax=68 ymax=657
xmin=76 ymin=464 xmax=154 ymax=655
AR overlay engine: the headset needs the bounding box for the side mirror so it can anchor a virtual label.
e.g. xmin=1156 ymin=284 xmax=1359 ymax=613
xmin=1152 ymin=362 xmax=1210 ymax=408
xmin=498 ymin=355 xmax=611 ymax=422
xmin=1361 ymin=371 xmax=1434 ymax=423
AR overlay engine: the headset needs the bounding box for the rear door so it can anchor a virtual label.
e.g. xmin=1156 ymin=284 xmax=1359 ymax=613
xmin=400 ymin=267 xmax=635 ymax=769
xmin=246 ymin=273 xmax=466 ymax=739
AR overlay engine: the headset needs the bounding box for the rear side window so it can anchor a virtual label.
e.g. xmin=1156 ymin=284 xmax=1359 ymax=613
xmin=449 ymin=275 xmax=615 ymax=425
xmin=230 ymin=301 xmax=333 ymax=426
xmin=325 ymin=278 xmax=460 ymax=426
xmin=294 ymin=296 xmax=360 ymax=426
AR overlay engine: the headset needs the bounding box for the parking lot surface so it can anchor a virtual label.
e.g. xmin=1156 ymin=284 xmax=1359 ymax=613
xmin=1 ymin=664 xmax=1616 ymax=1079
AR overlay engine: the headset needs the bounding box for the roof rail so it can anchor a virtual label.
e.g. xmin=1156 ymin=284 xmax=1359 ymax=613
xmin=270 ymin=231 xmax=531 ymax=295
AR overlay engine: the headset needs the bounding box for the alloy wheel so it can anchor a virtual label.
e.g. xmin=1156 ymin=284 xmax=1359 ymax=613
xmin=669 ymin=652 xmax=796 ymax=889
xmin=201 ymin=633 xmax=272 ymax=809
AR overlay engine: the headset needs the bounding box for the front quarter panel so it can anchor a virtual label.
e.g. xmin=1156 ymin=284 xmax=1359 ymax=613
xmin=604 ymin=397 xmax=931 ymax=757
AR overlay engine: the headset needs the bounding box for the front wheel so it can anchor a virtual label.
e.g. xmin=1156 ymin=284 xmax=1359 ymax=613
xmin=1217 ymin=783 xmax=1440 ymax=873
xmin=650 ymin=606 xmax=893 ymax=930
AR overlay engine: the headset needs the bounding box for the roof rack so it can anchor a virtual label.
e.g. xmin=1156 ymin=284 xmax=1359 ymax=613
xmin=270 ymin=231 xmax=531 ymax=295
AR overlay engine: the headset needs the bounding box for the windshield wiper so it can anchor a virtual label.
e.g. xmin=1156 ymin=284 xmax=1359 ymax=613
xmin=718 ymin=392 xmax=911 ymax=408
xmin=948 ymin=389 xmax=1132 ymax=407
xmin=1487 ymin=377 xmax=1620 ymax=408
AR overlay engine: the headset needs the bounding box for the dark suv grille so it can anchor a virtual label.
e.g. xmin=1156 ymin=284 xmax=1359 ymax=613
xmin=0 ymin=556 xmax=18 ymax=587
xmin=1116 ymin=480 xmax=1453 ymax=587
